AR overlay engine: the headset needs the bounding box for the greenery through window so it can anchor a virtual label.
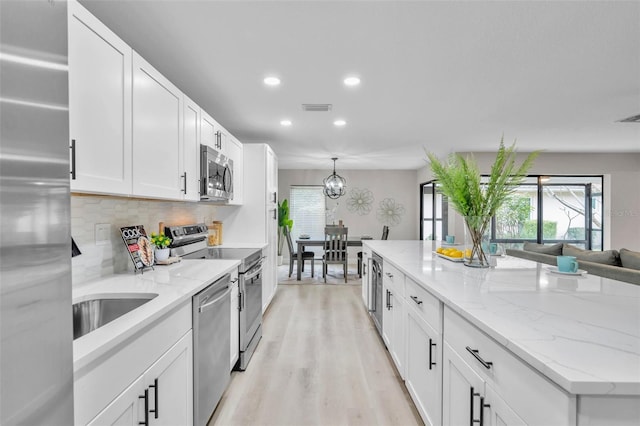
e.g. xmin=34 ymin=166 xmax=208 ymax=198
xmin=420 ymin=175 xmax=603 ymax=250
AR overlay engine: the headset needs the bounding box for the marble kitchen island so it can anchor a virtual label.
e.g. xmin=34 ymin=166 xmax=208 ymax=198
xmin=363 ymin=240 xmax=640 ymax=425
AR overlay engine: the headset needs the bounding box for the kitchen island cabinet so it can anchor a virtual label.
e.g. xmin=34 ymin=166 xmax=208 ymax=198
xmin=364 ymin=240 xmax=640 ymax=426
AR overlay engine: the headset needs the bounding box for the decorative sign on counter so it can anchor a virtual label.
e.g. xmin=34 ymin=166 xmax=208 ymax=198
xmin=120 ymin=225 xmax=154 ymax=274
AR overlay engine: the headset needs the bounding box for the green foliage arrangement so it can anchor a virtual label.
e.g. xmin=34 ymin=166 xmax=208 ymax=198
xmin=427 ymin=139 xmax=539 ymax=221
xmin=277 ymin=199 xmax=293 ymax=256
xmin=150 ymin=232 xmax=172 ymax=249
xmin=427 ymin=138 xmax=539 ymax=266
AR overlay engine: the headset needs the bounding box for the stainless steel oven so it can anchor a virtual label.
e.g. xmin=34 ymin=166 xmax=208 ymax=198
xmin=238 ymin=253 xmax=263 ymax=370
xmin=200 ymin=144 xmax=233 ymax=202
xmin=166 ymin=224 xmax=264 ymax=372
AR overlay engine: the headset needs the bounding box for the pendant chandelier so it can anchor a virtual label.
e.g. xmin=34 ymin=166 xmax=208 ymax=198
xmin=323 ymin=157 xmax=347 ymax=199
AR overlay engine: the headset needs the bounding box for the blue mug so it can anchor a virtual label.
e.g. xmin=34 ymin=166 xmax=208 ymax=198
xmin=557 ymin=255 xmax=578 ymax=273
xmin=489 ymin=243 xmax=498 ymax=254
xmin=445 ymin=235 xmax=455 ymax=244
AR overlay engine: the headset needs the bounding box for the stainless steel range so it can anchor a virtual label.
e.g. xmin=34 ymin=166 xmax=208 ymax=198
xmin=165 ymin=224 xmax=264 ymax=371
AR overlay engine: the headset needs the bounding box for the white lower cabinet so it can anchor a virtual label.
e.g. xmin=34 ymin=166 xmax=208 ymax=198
xmin=88 ymin=331 xmax=193 ymax=426
xmin=87 ymin=375 xmax=146 ymax=426
xmin=405 ymin=308 xmax=441 ymax=426
xmin=382 ymin=263 xmax=405 ymax=378
xmin=443 ymin=307 xmax=576 ymax=425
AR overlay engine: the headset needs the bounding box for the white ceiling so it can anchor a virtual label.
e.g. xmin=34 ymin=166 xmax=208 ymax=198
xmin=80 ymin=0 xmax=640 ymax=170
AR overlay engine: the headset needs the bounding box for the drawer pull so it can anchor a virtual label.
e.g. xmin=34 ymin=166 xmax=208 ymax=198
xmin=149 ymin=378 xmax=158 ymax=419
xmin=410 ymin=295 xmax=423 ymax=305
xmin=466 ymin=346 xmax=493 ymax=369
xmin=428 ymin=338 xmax=436 ymax=370
xmin=139 ymin=389 xmax=149 ymax=425
xmin=386 ymin=289 xmax=392 ymax=310
xmin=385 ymin=272 xmax=394 ymax=278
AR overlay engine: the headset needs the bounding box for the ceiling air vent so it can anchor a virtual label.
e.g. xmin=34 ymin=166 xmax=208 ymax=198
xmin=302 ymin=104 xmax=332 ymax=112
xmin=617 ymin=113 xmax=640 ymax=123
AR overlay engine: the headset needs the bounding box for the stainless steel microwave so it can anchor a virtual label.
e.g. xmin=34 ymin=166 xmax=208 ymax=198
xmin=200 ymin=144 xmax=233 ymax=202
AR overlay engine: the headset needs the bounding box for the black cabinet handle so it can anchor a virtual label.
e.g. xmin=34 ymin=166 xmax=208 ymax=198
xmin=469 ymin=387 xmax=475 ymax=426
xmin=149 ymin=378 xmax=158 ymax=419
xmin=70 ymin=139 xmax=76 ymax=180
xmin=181 ymin=173 xmax=187 ymax=193
xmin=470 ymin=387 xmax=483 ymax=425
xmin=139 ymin=389 xmax=149 ymax=425
xmin=385 ymin=272 xmax=393 ymax=278
xmin=480 ymin=396 xmax=489 ymax=426
xmin=410 ymin=295 xmax=423 ymax=305
xmin=428 ymin=338 xmax=436 ymax=370
xmin=466 ymin=346 xmax=493 ymax=369
xmin=273 ymin=191 xmax=277 ymax=204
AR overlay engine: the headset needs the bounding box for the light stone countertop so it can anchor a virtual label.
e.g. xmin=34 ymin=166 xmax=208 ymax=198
xmin=364 ymin=240 xmax=640 ymax=396
xmin=72 ymin=259 xmax=240 ymax=373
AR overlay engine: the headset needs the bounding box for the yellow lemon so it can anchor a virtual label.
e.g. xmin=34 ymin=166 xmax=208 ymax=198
xmin=436 ymin=247 xmax=444 ymax=254
xmin=450 ymin=251 xmax=463 ymax=258
xmin=465 ymin=249 xmax=472 ymax=258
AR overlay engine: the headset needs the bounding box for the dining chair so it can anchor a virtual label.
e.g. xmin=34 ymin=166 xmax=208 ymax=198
xmin=358 ymin=225 xmax=389 ymax=277
xmin=323 ymin=226 xmax=349 ymax=283
xmin=284 ymin=227 xmax=315 ymax=278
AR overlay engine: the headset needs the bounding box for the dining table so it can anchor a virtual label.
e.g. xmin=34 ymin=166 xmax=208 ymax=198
xmin=295 ymin=235 xmax=373 ymax=280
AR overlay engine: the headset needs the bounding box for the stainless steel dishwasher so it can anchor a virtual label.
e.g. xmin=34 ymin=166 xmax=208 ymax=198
xmin=193 ymin=273 xmax=231 ymax=426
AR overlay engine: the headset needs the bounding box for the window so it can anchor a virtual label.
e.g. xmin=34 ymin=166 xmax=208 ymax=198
xmin=420 ymin=175 xmax=604 ymax=249
xmin=420 ymin=182 xmax=449 ymax=240
xmin=289 ymin=186 xmax=326 ymax=240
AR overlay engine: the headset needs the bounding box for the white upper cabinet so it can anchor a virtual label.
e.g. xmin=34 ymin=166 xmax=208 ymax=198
xmin=132 ymin=52 xmax=184 ymax=200
xmin=226 ymin=136 xmax=243 ymax=205
xmin=182 ymin=96 xmax=201 ymax=201
xmin=200 ymin=110 xmax=217 ymax=151
xmin=68 ymin=0 xmax=132 ymax=195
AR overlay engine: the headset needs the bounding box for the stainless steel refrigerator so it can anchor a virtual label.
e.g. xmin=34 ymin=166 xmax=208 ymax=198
xmin=0 ymin=0 xmax=74 ymax=424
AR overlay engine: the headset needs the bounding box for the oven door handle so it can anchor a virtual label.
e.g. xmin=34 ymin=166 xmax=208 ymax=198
xmin=244 ymin=258 xmax=265 ymax=280
xmin=198 ymin=286 xmax=231 ymax=313
xmin=244 ymin=266 xmax=262 ymax=282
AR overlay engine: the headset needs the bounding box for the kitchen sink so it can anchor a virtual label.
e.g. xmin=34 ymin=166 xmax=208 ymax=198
xmin=73 ymin=293 xmax=158 ymax=340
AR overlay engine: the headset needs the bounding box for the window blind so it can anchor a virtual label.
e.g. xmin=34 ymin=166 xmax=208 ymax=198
xmin=289 ymin=186 xmax=326 ymax=240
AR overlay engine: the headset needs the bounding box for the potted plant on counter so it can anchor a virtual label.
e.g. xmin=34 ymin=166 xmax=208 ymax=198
xmin=277 ymin=199 xmax=293 ymax=265
xmin=427 ymin=138 xmax=538 ymax=267
xmin=150 ymin=232 xmax=172 ymax=262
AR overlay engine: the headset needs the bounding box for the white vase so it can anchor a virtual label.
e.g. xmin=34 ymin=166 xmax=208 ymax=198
xmin=155 ymin=247 xmax=170 ymax=262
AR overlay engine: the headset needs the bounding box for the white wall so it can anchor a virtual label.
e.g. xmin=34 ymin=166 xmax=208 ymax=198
xmin=279 ymin=169 xmax=418 ymax=259
xmin=417 ymin=152 xmax=640 ymax=251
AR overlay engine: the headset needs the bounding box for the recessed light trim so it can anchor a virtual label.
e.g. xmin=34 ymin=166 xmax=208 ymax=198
xmin=263 ymin=76 xmax=281 ymax=86
xmin=334 ymin=119 xmax=347 ymax=126
xmin=280 ymin=120 xmax=292 ymax=126
xmin=344 ymin=76 xmax=361 ymax=86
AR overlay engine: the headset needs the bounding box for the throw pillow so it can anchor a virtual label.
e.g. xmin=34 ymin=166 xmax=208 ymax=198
xmin=562 ymin=244 xmax=621 ymax=266
xmin=523 ymin=242 xmax=563 ymax=255
xmin=620 ymin=248 xmax=640 ymax=270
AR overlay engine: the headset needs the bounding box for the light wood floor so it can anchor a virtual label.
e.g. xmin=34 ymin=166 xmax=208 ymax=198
xmin=209 ymin=277 xmax=423 ymax=426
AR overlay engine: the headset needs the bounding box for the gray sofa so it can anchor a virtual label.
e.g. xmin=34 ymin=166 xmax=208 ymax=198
xmin=506 ymin=242 xmax=640 ymax=286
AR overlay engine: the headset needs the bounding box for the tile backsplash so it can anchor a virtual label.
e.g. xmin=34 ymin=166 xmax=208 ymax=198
xmin=71 ymin=194 xmax=218 ymax=286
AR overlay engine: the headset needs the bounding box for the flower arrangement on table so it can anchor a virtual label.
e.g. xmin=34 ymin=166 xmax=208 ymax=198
xmin=426 ymin=138 xmax=538 ymax=267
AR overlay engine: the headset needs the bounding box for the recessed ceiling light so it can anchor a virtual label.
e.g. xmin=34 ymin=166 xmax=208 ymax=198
xmin=264 ymin=76 xmax=281 ymax=86
xmin=334 ymin=120 xmax=347 ymax=126
xmin=344 ymin=76 xmax=360 ymax=86
xmin=280 ymin=120 xmax=292 ymax=126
